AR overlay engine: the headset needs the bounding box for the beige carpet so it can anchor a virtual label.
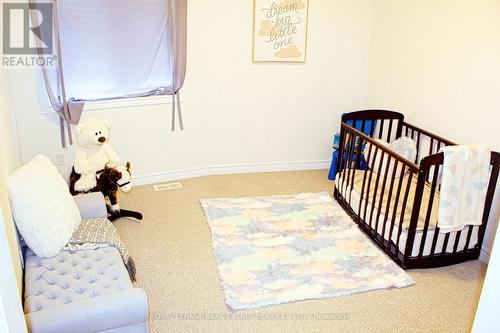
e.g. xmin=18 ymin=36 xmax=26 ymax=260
xmin=114 ymin=169 xmax=485 ymax=333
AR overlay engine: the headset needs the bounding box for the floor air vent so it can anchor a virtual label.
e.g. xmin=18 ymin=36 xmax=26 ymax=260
xmin=153 ymin=182 xmax=183 ymax=191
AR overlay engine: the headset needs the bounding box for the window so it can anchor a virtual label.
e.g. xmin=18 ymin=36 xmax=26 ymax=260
xmin=32 ymin=0 xmax=187 ymax=147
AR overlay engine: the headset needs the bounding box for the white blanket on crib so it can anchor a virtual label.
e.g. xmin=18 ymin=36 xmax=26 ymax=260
xmin=438 ymin=145 xmax=490 ymax=233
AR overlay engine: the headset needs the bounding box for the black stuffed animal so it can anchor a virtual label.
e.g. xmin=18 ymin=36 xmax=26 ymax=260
xmin=69 ymin=163 xmax=143 ymax=222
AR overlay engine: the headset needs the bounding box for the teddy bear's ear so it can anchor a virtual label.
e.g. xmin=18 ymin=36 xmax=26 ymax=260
xmin=104 ymin=119 xmax=112 ymax=130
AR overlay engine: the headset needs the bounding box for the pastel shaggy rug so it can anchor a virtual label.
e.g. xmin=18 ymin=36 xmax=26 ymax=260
xmin=200 ymin=192 xmax=414 ymax=310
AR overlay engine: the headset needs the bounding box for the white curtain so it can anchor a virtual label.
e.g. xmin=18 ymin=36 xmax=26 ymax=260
xmin=58 ymin=0 xmax=172 ymax=100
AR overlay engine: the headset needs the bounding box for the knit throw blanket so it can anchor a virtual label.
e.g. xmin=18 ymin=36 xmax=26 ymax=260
xmin=64 ymin=218 xmax=136 ymax=282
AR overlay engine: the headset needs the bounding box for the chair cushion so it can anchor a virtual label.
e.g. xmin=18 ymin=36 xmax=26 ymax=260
xmin=24 ymin=247 xmax=132 ymax=314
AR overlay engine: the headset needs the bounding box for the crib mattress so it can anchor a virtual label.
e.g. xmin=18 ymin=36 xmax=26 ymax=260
xmin=335 ymin=170 xmax=478 ymax=256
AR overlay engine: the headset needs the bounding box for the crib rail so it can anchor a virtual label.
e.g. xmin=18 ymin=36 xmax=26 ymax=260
xmin=341 ymin=109 xmax=404 ymax=143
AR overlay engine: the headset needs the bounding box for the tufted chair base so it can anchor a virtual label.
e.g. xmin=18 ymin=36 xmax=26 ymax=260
xmin=24 ymin=247 xmax=148 ymax=333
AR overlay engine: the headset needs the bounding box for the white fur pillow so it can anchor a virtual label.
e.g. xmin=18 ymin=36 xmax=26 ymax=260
xmin=8 ymin=155 xmax=81 ymax=258
xmin=366 ymin=137 xmax=417 ymax=177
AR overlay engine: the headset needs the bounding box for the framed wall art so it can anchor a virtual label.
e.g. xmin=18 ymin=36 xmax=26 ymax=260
xmin=252 ymin=0 xmax=309 ymax=62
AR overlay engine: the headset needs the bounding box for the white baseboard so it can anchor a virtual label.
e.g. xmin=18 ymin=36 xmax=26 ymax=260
xmin=132 ymin=160 xmax=330 ymax=186
xmin=480 ymin=247 xmax=491 ymax=264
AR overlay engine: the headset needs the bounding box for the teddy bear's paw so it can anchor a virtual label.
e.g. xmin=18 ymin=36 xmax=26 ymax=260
xmin=75 ymin=176 xmax=97 ymax=192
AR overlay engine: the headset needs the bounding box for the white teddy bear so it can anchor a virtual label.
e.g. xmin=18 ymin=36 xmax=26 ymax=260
xmin=73 ymin=118 xmax=120 ymax=192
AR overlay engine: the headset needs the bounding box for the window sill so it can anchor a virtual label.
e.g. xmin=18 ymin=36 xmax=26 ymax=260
xmin=41 ymin=95 xmax=182 ymax=114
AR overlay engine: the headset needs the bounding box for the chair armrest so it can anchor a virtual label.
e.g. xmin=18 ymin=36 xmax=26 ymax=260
xmin=25 ymin=288 xmax=148 ymax=333
xmin=73 ymin=192 xmax=107 ymax=220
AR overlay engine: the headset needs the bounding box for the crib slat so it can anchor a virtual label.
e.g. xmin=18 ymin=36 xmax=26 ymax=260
xmin=370 ymin=120 xmax=376 ymax=137
xmin=464 ymin=225 xmax=474 ymax=251
xmin=344 ymin=134 xmax=356 ymax=203
xmin=436 ymin=141 xmax=444 ymax=191
xmin=437 ymin=163 xmax=442 ymax=192
xmin=337 ymin=132 xmax=349 ymax=196
xmin=387 ymin=167 xmax=406 ymax=254
xmin=429 ymin=138 xmax=434 ymax=156
xmin=418 ymin=165 xmax=440 ymax=258
xmin=361 ymin=119 xmax=366 ymax=134
xmin=362 ymin=147 xmax=379 ymax=223
xmin=381 ymin=161 xmax=399 ymax=251
xmin=387 ymin=119 xmax=393 ymax=142
xmin=395 ymin=171 xmax=414 ymax=249
xmin=452 ymin=230 xmax=462 ymax=254
xmin=354 ymin=136 xmax=363 ymax=169
xmin=348 ymin=135 xmax=363 ymax=205
xmin=429 ymin=225 xmax=441 ymax=256
xmin=357 ymin=143 xmax=373 ymax=217
xmin=374 ymin=155 xmax=391 ymax=235
xmin=415 ymin=132 xmax=421 ymax=163
xmin=369 ymin=150 xmax=386 ymax=230
xmin=378 ymin=120 xmax=384 ymax=140
xmin=337 ymin=128 xmax=348 ymax=195
xmin=440 ymin=233 xmax=451 ymax=256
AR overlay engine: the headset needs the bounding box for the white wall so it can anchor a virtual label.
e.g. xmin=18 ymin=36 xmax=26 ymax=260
xmin=473 ymin=220 xmax=500 ymax=332
xmin=0 ymin=210 xmax=26 ymax=333
xmin=365 ymin=0 xmax=500 ymax=259
xmin=0 ymin=67 xmax=27 ymax=331
xmin=0 ymin=67 xmax=22 ymax=290
xmin=10 ymin=0 xmax=375 ymax=182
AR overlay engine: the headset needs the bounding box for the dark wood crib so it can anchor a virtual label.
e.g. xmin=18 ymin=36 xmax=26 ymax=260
xmin=333 ymin=110 xmax=499 ymax=269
